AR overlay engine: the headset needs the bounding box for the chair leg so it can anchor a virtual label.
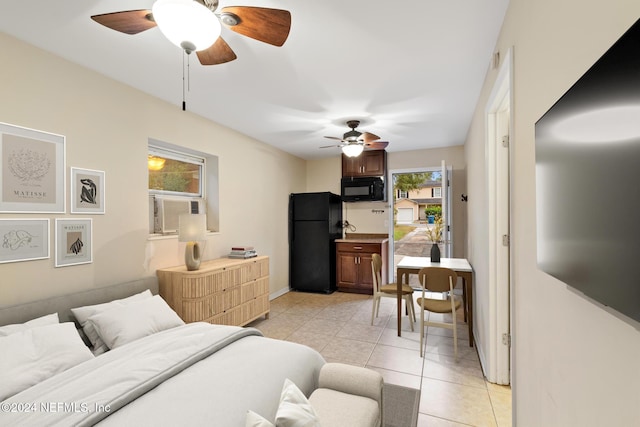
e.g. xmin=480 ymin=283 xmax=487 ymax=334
xmin=419 ymin=307 xmax=425 ymax=358
xmin=404 ymin=296 xmax=414 ymax=332
xmin=371 ymin=295 xmax=378 ymax=325
xmin=452 ymin=299 xmax=458 ymax=362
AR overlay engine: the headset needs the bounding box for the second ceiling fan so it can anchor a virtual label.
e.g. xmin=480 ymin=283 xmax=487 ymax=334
xmin=91 ymin=0 xmax=291 ymax=65
xmin=321 ymin=120 xmax=389 ymax=157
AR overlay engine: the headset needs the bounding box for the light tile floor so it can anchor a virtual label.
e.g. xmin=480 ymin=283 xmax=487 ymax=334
xmin=247 ymin=290 xmax=512 ymax=427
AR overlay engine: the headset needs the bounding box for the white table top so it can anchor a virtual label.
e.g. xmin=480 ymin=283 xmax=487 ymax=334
xmin=396 ymin=256 xmax=473 ymax=272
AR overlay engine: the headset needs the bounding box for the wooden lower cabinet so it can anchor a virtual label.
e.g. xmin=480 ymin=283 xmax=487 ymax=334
xmin=157 ymin=256 xmax=270 ymax=326
xmin=336 ymin=241 xmax=388 ymax=294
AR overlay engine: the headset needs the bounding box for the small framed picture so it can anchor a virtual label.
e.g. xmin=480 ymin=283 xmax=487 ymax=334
xmin=0 ymin=219 xmax=50 ymax=264
xmin=0 ymin=122 xmax=65 ymax=213
xmin=70 ymin=167 xmax=105 ymax=214
xmin=55 ymin=218 xmax=92 ymax=267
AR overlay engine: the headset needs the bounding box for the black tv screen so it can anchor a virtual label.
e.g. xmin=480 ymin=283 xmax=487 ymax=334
xmin=535 ymin=18 xmax=640 ymax=323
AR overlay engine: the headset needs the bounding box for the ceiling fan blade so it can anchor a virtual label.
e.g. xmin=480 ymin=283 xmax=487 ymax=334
xmin=91 ymin=10 xmax=156 ymax=35
xmin=320 ymin=144 xmax=342 ymax=149
xmin=365 ymin=141 xmax=389 ymax=150
xmin=220 ymin=6 xmax=291 ymax=46
xmin=361 ymin=132 xmax=381 ymax=143
xmin=196 ymin=37 xmax=237 ymax=65
xmin=324 ymin=136 xmax=344 ymax=141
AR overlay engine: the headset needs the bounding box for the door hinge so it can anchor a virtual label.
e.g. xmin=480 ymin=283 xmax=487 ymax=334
xmin=502 ymin=333 xmax=511 ymax=346
xmin=502 ymin=135 xmax=509 ymax=147
xmin=502 ymin=234 xmax=510 ymax=246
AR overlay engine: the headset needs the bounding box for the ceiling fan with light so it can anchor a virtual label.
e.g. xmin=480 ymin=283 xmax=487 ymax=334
xmin=321 ymin=120 xmax=390 ymax=157
xmin=91 ymin=0 xmax=291 ymax=65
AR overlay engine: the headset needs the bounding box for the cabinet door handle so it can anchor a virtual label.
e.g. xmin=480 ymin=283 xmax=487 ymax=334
xmin=353 ymin=246 xmax=362 ymax=250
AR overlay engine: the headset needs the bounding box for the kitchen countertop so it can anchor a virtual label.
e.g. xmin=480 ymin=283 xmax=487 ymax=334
xmin=335 ymin=237 xmax=389 ymax=244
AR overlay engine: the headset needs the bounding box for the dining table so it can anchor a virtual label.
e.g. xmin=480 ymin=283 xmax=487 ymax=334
xmin=396 ymin=256 xmax=475 ymax=347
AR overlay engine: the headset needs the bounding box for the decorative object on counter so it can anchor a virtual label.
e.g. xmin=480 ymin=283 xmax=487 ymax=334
xmin=425 ymin=216 xmax=444 ymax=263
xmin=70 ymin=168 xmax=105 ymax=214
xmin=430 ymin=243 xmax=441 ymax=263
xmin=0 ymin=122 xmax=65 ymax=213
xmin=228 ymin=247 xmax=257 ymax=259
xmin=178 ymin=213 xmax=206 ymax=270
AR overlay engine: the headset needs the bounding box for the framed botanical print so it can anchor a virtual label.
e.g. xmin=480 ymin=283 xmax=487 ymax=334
xmin=0 ymin=122 xmax=65 ymax=213
xmin=70 ymin=168 xmax=105 ymax=214
xmin=55 ymin=218 xmax=92 ymax=267
xmin=0 ymin=219 xmax=50 ymax=264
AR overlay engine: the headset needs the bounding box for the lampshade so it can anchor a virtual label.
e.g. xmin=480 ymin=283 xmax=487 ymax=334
xmin=342 ymin=143 xmax=364 ymax=157
xmin=178 ymin=213 xmax=207 ymax=242
xmin=152 ymin=0 xmax=221 ymax=54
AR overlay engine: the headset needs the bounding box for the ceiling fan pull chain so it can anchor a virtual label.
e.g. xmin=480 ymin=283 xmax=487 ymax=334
xmin=182 ymin=52 xmax=186 ymax=111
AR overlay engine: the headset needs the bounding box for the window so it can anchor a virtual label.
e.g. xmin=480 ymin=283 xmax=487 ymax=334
xmin=147 ymin=140 xmax=220 ymax=236
xmin=398 ymin=190 xmax=408 ymax=199
xmin=432 ymin=187 xmax=442 ymax=198
xmin=148 ymin=146 xmax=204 ymax=197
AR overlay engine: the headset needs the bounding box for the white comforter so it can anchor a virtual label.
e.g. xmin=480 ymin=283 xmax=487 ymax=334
xmin=1 ymin=323 xmax=326 ymax=426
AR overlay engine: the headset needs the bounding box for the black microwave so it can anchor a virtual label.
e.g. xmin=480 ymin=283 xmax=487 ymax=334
xmin=341 ymin=177 xmax=385 ymax=202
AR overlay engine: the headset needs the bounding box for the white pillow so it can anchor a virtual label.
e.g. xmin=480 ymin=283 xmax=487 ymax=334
xmin=246 ymin=410 xmax=274 ymax=427
xmin=0 ymin=322 xmax=94 ymax=401
xmin=0 ymin=313 xmax=59 ymax=337
xmin=87 ymin=295 xmax=184 ymax=349
xmin=246 ymin=379 xmax=320 ymax=427
xmin=71 ymin=289 xmax=152 ymax=354
xmin=275 ymin=379 xmax=320 ymax=427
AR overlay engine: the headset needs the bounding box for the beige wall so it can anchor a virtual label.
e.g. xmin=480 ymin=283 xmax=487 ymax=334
xmin=0 ymin=33 xmax=307 ymax=306
xmin=466 ymin=1 xmax=640 ymax=425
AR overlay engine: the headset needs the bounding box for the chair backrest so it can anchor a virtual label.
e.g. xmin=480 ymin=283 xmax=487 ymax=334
xmin=371 ymin=253 xmax=383 ymax=292
xmin=418 ymin=267 xmax=457 ymax=293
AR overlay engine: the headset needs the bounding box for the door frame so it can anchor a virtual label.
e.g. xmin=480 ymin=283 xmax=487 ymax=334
xmin=387 ymin=166 xmax=452 ymax=280
xmin=485 ymin=46 xmax=514 ymax=385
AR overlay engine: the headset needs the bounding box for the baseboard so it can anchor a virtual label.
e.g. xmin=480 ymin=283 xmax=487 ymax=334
xmin=270 ymin=287 xmax=289 ymax=300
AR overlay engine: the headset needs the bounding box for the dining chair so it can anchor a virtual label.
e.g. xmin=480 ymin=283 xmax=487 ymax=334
xmin=417 ymin=267 xmax=461 ymax=359
xmin=371 ymin=253 xmax=416 ymax=331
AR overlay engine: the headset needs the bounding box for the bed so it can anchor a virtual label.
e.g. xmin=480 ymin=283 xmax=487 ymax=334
xmin=0 ymin=278 xmax=326 ymax=426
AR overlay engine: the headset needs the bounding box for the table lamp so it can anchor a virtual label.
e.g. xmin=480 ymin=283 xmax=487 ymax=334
xmin=178 ymin=213 xmax=207 ymax=271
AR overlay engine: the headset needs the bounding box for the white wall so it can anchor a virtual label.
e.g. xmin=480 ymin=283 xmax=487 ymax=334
xmin=0 ymin=33 xmax=307 ymax=306
xmin=465 ymin=1 xmax=640 ymax=425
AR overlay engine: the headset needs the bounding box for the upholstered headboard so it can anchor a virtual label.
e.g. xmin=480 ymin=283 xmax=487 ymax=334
xmin=0 ymin=277 xmax=158 ymax=326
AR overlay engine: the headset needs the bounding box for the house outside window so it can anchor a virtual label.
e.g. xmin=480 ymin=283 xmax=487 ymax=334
xmin=398 ymin=190 xmax=409 ymax=199
xmin=432 ymin=187 xmax=442 ymax=198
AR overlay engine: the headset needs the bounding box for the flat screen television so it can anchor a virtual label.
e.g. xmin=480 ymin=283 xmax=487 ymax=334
xmin=535 ymin=18 xmax=640 ymax=324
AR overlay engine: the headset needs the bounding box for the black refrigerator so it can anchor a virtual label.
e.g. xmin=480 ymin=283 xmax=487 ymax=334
xmin=289 ymin=192 xmax=342 ymax=293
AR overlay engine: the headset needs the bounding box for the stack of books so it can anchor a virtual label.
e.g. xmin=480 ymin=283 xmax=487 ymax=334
xmin=228 ymin=246 xmax=257 ymax=259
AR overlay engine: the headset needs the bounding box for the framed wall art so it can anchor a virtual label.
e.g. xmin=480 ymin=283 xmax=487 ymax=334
xmin=0 ymin=218 xmax=50 ymax=264
xmin=0 ymin=122 xmax=65 ymax=213
xmin=55 ymin=218 xmax=92 ymax=267
xmin=70 ymin=167 xmax=105 ymax=214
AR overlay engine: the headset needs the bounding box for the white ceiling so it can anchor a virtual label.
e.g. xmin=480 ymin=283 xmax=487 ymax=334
xmin=0 ymin=0 xmax=509 ymax=160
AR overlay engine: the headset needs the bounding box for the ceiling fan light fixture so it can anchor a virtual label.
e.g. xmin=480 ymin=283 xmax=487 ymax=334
xmin=152 ymin=0 xmax=221 ymax=54
xmin=342 ymin=143 xmax=364 ymax=157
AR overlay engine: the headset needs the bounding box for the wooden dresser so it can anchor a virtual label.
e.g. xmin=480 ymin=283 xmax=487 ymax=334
xmin=157 ymin=256 xmax=270 ymax=326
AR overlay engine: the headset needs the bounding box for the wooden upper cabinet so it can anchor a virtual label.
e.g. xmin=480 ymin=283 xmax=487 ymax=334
xmin=342 ymin=150 xmax=386 ymax=177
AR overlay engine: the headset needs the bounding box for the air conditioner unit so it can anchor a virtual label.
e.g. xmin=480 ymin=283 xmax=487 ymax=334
xmin=153 ymin=196 xmax=206 ymax=234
